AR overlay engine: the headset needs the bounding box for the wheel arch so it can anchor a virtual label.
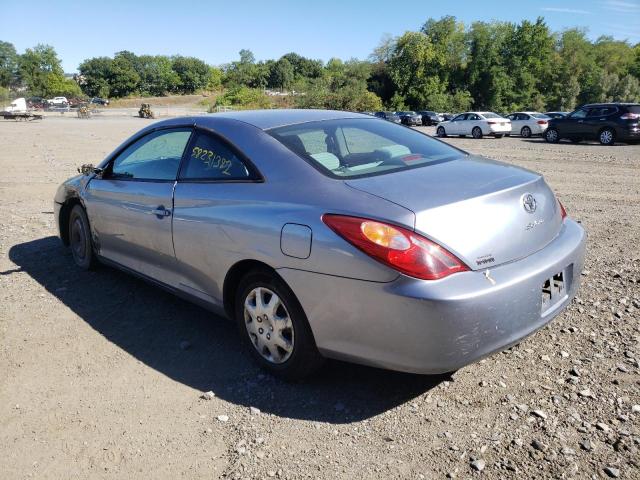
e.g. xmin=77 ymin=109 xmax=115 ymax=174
xmin=58 ymin=197 xmax=84 ymax=246
xmin=223 ymin=259 xmax=282 ymax=319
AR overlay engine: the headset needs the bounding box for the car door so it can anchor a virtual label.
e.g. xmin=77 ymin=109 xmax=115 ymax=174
xmin=84 ymin=127 xmax=193 ymax=282
xmin=563 ymin=107 xmax=589 ymax=137
xmin=448 ymin=114 xmax=466 ymax=134
xmin=507 ymin=114 xmax=519 ymax=134
xmin=172 ymin=128 xmax=262 ymax=306
xmin=467 ymin=113 xmax=481 ymax=133
xmin=583 ymin=106 xmax=617 ymax=139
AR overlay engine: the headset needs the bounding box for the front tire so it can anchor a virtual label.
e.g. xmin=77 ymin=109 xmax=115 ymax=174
xmin=520 ymin=126 xmax=532 ymax=138
xmin=436 ymin=126 xmax=446 ymax=137
xmin=472 ymin=127 xmax=483 ymax=139
xmin=68 ymin=205 xmax=97 ymax=270
xmin=235 ymin=270 xmax=324 ymax=380
xmin=545 ymin=128 xmax=559 ymax=143
xmin=599 ymin=128 xmax=615 ymax=146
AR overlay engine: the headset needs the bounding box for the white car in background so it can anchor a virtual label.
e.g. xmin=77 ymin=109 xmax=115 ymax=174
xmin=506 ymin=112 xmax=550 ymax=137
xmin=436 ymin=112 xmax=511 ymax=139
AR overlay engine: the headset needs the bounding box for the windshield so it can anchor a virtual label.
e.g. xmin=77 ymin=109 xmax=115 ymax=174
xmin=268 ymin=118 xmax=463 ymax=179
xmin=481 ymin=112 xmax=503 ymax=119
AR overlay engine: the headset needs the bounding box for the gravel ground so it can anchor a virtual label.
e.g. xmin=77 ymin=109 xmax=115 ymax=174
xmin=0 ymin=117 xmax=638 ymax=479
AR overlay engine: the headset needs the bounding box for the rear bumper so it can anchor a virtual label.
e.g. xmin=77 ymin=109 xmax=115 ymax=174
xmin=619 ymin=125 xmax=640 ymax=141
xmin=278 ymin=219 xmax=586 ymax=374
xmin=487 ymin=124 xmax=511 ymax=134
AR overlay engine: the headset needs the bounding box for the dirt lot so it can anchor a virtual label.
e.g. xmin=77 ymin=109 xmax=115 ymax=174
xmin=0 ymin=117 xmax=638 ymax=479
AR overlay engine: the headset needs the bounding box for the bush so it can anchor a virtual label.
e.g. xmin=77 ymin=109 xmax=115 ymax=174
xmin=212 ymin=86 xmax=272 ymax=110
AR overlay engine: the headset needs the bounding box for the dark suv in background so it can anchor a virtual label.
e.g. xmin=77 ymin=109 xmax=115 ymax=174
xmin=374 ymin=111 xmax=401 ymax=123
xmin=544 ymin=103 xmax=640 ymax=145
xmin=418 ymin=111 xmax=444 ymax=126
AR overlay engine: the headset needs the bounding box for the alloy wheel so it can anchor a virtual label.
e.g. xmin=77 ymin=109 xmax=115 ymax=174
xmin=243 ymin=287 xmax=294 ymax=364
xmin=600 ymin=129 xmax=614 ymax=145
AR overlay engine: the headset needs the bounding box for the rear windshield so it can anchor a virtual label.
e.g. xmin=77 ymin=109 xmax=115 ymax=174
xmin=481 ymin=112 xmax=503 ymax=119
xmin=628 ymin=105 xmax=640 ymax=113
xmin=531 ymin=113 xmax=550 ymax=119
xmin=268 ymin=118 xmax=463 ymax=179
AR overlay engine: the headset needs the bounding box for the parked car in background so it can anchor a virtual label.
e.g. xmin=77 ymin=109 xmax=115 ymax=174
xmin=374 ymin=111 xmax=401 ymax=123
xmin=47 ymin=96 xmax=69 ymax=107
xmin=544 ymin=112 xmax=568 ymax=120
xmin=545 ymin=103 xmax=640 ymax=145
xmin=506 ymin=112 xmax=550 ymax=137
xmin=440 ymin=113 xmax=454 ymax=121
xmin=396 ymin=111 xmax=422 ymax=126
xmin=90 ymin=97 xmax=110 ymax=106
xmin=26 ymin=96 xmax=46 ymax=109
xmin=436 ymin=112 xmax=511 ymax=139
xmin=54 ymin=109 xmax=585 ymax=379
xmin=418 ymin=110 xmax=444 ymax=126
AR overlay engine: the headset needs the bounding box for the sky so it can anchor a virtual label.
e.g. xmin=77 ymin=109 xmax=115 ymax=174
xmin=2 ymin=0 xmax=639 ymax=72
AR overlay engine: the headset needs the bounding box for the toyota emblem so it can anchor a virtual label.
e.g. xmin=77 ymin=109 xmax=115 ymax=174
xmin=522 ymin=194 xmax=537 ymax=214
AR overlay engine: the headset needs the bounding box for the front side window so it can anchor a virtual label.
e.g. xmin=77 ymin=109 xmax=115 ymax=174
xmin=180 ymin=131 xmax=253 ymax=181
xmin=269 ymin=118 xmax=462 ymax=179
xmin=452 ymin=114 xmax=466 ymax=121
xmin=111 ymin=128 xmax=192 ymax=180
xmin=570 ymin=108 xmax=588 ymax=119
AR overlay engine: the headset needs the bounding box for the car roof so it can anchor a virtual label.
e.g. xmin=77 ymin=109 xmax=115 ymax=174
xmin=203 ymin=109 xmax=371 ymax=130
xmin=582 ymin=102 xmax=640 ymax=107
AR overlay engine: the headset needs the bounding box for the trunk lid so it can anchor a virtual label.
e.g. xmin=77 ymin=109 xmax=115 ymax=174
xmin=345 ymin=155 xmax=563 ymax=270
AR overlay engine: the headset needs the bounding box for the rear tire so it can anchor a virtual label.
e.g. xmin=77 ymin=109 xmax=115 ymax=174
xmin=520 ymin=126 xmax=532 ymax=138
xmin=472 ymin=127 xmax=483 ymax=139
xmin=545 ymin=128 xmax=559 ymax=143
xmin=235 ymin=270 xmax=324 ymax=381
xmin=599 ymin=128 xmax=615 ymax=146
xmin=436 ymin=126 xmax=446 ymax=138
xmin=68 ymin=205 xmax=97 ymax=270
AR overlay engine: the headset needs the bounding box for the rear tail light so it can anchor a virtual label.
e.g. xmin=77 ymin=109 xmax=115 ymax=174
xmin=558 ymin=200 xmax=567 ymax=220
xmin=322 ymin=214 xmax=469 ymax=280
xmin=537 ymin=120 xmax=547 ymax=125
xmin=620 ymin=112 xmax=640 ymax=120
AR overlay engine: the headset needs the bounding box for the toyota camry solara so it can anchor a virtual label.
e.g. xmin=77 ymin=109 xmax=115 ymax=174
xmin=54 ymin=109 xmax=586 ymax=379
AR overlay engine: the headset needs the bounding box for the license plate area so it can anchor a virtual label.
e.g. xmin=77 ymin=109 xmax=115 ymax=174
xmin=541 ymin=266 xmax=571 ymax=315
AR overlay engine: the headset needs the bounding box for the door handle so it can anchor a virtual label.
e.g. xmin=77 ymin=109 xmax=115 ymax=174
xmin=151 ymin=207 xmax=171 ymax=217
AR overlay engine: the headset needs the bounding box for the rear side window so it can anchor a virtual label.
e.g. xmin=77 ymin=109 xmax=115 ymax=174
xmin=180 ymin=131 xmax=254 ymax=181
xmin=269 ymin=118 xmax=462 ymax=179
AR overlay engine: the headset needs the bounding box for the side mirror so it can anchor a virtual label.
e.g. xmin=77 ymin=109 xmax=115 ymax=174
xmin=78 ymin=164 xmax=103 ymax=176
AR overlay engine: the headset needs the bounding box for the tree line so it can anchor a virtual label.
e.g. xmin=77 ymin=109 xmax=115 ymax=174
xmin=1 ymin=15 xmax=639 ymax=112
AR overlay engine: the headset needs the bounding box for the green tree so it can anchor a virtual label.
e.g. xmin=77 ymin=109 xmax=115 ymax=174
xmin=137 ymin=55 xmax=180 ymax=95
xmin=269 ymin=58 xmax=294 ymax=90
xmin=108 ymin=51 xmax=140 ymax=97
xmin=18 ymin=44 xmax=64 ymax=95
xmin=465 ymin=22 xmax=513 ymax=111
xmin=78 ymin=56 xmax=113 ymax=97
xmin=207 ymin=66 xmax=223 ymax=91
xmin=387 ymin=31 xmax=449 ymax=110
xmin=44 ymin=73 xmax=83 ymax=97
xmin=171 ymin=56 xmax=209 ymax=93
xmin=0 ymin=41 xmax=18 ymax=87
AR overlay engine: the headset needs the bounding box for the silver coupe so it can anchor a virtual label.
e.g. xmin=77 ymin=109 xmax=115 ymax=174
xmin=54 ymin=110 xmax=586 ymax=379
